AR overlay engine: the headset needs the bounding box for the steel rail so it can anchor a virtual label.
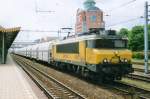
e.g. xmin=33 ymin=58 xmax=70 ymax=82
xmin=13 ymin=56 xmax=55 ymax=99
xmin=13 ymin=55 xmax=86 ymax=99
xmin=126 ymin=74 xmax=150 ymax=83
xmin=113 ymin=81 xmax=150 ymax=99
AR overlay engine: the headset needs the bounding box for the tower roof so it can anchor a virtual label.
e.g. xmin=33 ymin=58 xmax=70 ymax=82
xmin=83 ymin=0 xmax=99 ymax=10
xmin=84 ymin=0 xmax=96 ymax=3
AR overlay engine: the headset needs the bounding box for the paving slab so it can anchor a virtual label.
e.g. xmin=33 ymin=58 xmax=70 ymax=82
xmin=0 ymin=54 xmax=48 ymax=99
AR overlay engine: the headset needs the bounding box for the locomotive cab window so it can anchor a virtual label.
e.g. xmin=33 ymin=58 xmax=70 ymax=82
xmin=87 ymin=39 xmax=127 ymax=49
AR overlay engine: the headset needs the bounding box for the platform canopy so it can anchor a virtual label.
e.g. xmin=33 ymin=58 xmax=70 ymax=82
xmin=0 ymin=26 xmax=20 ymax=64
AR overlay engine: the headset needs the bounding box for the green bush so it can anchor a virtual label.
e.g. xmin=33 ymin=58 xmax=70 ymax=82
xmin=133 ymin=52 xmax=150 ymax=59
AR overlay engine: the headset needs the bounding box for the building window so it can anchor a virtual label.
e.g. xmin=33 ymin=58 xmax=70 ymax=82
xmin=78 ymin=15 xmax=82 ymax=22
xmin=90 ymin=15 xmax=96 ymax=22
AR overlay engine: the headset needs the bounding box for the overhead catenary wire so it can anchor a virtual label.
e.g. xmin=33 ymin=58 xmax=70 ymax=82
xmin=102 ymin=0 xmax=141 ymax=28
xmin=21 ymin=30 xmax=59 ymax=33
xmin=106 ymin=16 xmax=142 ymax=27
xmin=106 ymin=0 xmax=137 ymax=12
xmin=20 ymin=29 xmax=75 ymax=33
xmin=35 ymin=0 xmax=55 ymax=13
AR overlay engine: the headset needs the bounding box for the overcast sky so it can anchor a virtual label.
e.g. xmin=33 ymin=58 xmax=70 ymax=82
xmin=0 ymin=0 xmax=149 ymax=42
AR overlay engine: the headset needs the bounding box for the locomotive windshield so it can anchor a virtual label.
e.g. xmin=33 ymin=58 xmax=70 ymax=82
xmin=87 ymin=39 xmax=127 ymax=49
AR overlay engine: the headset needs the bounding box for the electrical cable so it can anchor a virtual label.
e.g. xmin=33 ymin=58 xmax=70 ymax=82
xmin=106 ymin=16 xmax=142 ymax=27
xmin=106 ymin=0 xmax=137 ymax=12
xmin=20 ymin=29 xmax=75 ymax=33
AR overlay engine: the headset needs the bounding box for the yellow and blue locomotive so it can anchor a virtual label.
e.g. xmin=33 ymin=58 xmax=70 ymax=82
xmin=51 ymin=30 xmax=133 ymax=81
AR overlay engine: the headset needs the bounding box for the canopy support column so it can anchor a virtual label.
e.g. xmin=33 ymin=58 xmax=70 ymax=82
xmin=2 ymin=32 xmax=6 ymax=64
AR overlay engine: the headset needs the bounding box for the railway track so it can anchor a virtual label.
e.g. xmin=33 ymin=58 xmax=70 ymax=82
xmin=133 ymin=68 xmax=150 ymax=73
xmin=13 ymin=55 xmax=86 ymax=99
xmin=13 ymin=54 xmax=150 ymax=99
xmin=133 ymin=61 xmax=150 ymax=73
xmin=131 ymin=63 xmax=150 ymax=83
xmin=15 ymin=59 xmax=54 ymax=99
xmin=132 ymin=61 xmax=150 ymax=66
xmin=134 ymin=68 xmax=145 ymax=72
xmin=111 ymin=81 xmax=150 ymax=99
xmin=126 ymin=74 xmax=150 ymax=83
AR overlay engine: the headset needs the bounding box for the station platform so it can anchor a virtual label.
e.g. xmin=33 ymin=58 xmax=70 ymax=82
xmin=0 ymin=54 xmax=48 ymax=99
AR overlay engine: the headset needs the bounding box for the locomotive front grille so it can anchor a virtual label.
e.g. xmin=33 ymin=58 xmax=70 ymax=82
xmin=96 ymin=63 xmax=133 ymax=75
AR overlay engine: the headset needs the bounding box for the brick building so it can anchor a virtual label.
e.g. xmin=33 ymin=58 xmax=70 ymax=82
xmin=75 ymin=0 xmax=105 ymax=34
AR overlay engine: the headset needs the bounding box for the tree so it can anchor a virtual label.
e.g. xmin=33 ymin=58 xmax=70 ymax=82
xmin=119 ymin=25 xmax=150 ymax=51
xmin=119 ymin=28 xmax=129 ymax=37
xmin=128 ymin=26 xmax=144 ymax=51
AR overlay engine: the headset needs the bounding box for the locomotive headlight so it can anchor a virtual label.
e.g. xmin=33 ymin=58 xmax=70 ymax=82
xmin=104 ymin=59 xmax=107 ymax=63
xmin=124 ymin=59 xmax=128 ymax=62
xmin=121 ymin=58 xmax=128 ymax=63
xmin=107 ymin=59 xmax=110 ymax=63
xmin=103 ymin=59 xmax=110 ymax=63
xmin=121 ymin=59 xmax=124 ymax=62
